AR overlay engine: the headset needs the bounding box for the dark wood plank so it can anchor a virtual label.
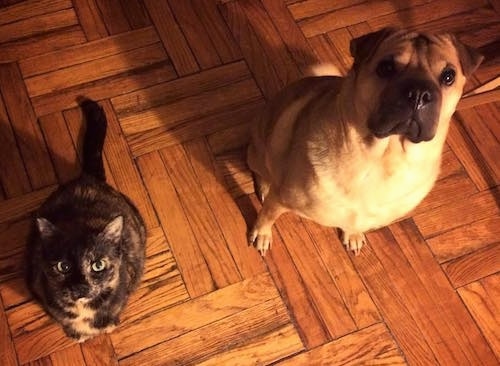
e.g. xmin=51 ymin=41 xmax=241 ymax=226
xmin=0 ymin=94 xmax=31 ymax=197
xmin=95 ymin=0 xmax=131 ymax=35
xmin=0 ymin=63 xmax=56 ymax=189
xmin=168 ymin=0 xmax=221 ymax=69
xmin=144 ymin=0 xmax=199 ymax=76
xmin=72 ymin=0 xmax=108 ymax=40
xmin=39 ymin=112 xmax=80 ymax=184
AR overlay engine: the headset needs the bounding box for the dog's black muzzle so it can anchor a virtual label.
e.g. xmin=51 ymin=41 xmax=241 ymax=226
xmin=369 ymin=78 xmax=442 ymax=143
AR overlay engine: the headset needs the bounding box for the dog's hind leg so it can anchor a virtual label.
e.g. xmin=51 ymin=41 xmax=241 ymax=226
xmin=248 ymin=189 xmax=287 ymax=256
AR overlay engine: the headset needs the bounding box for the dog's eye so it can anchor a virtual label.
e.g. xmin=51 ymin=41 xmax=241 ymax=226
xmin=440 ymin=68 xmax=456 ymax=86
xmin=376 ymin=59 xmax=396 ymax=78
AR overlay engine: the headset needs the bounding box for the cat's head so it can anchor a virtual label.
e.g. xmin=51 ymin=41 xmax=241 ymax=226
xmin=35 ymin=216 xmax=124 ymax=303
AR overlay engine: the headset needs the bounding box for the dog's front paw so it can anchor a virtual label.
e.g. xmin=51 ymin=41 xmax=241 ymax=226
xmin=248 ymin=227 xmax=272 ymax=256
xmin=341 ymin=231 xmax=366 ymax=256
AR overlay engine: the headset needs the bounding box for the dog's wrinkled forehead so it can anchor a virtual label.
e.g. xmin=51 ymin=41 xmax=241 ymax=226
xmin=376 ymin=32 xmax=454 ymax=66
xmin=350 ymin=28 xmax=483 ymax=79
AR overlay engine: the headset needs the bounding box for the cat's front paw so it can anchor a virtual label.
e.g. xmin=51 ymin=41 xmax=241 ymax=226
xmin=63 ymin=326 xmax=92 ymax=343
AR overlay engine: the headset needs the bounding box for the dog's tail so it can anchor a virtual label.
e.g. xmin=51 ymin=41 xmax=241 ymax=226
xmin=79 ymin=98 xmax=107 ymax=181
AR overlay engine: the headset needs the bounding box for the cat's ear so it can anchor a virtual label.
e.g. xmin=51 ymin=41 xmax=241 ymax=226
xmin=36 ymin=218 xmax=57 ymax=239
xmin=101 ymin=216 xmax=123 ymax=242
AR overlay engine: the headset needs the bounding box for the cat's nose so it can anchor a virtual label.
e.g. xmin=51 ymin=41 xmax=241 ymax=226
xmin=71 ymin=284 xmax=89 ymax=299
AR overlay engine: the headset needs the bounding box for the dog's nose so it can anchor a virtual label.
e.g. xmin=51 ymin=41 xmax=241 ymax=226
xmin=406 ymin=87 xmax=433 ymax=110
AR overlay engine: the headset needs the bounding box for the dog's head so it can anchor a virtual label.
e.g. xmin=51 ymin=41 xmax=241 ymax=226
xmin=350 ymin=28 xmax=483 ymax=143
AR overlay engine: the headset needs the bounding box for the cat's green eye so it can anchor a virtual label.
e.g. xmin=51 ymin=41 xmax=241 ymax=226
xmin=55 ymin=261 xmax=71 ymax=274
xmin=91 ymin=259 xmax=107 ymax=272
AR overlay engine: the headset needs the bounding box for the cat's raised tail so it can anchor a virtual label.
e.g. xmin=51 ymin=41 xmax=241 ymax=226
xmin=79 ymin=98 xmax=107 ymax=181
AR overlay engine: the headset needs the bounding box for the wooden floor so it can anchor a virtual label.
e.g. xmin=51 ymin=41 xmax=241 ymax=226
xmin=0 ymin=0 xmax=499 ymax=365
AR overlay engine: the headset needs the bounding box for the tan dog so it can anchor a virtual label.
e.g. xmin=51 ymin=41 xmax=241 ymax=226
xmin=247 ymin=28 xmax=483 ymax=255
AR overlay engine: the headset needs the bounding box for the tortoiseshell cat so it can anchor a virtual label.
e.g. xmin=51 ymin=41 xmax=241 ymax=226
xmin=26 ymin=99 xmax=146 ymax=342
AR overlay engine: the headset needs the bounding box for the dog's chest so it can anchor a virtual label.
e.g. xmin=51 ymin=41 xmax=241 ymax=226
xmin=309 ymin=152 xmax=440 ymax=231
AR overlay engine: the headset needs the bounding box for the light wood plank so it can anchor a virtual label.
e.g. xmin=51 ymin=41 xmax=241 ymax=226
xmin=427 ymin=216 xmax=500 ymax=262
xmin=112 ymin=272 xmax=279 ymax=358
xmin=160 ymin=144 xmax=242 ymax=287
xmin=112 ymin=60 xmax=251 ymax=116
xmin=0 ymin=297 xmax=17 ymax=366
xmin=99 ymin=101 xmax=159 ymax=229
xmin=443 ymin=243 xmax=500 ymax=288
xmin=49 ymin=344 xmax=85 ymax=366
xmin=119 ymin=294 xmax=296 ymax=366
xmin=8 ymin=302 xmax=72 ymax=364
xmin=19 ymin=27 xmax=159 ymax=78
xmin=0 ymin=25 xmax=86 ymax=63
xmin=0 ymin=0 xmax=71 ymax=25
xmin=25 ymin=43 xmax=168 ymax=97
xmin=0 ymin=186 xmax=57 ymax=225
xmin=80 ymin=335 xmax=118 ymax=366
xmin=413 ymin=187 xmax=500 ymax=238
xmin=119 ymin=78 xmax=261 ymax=135
xmin=276 ymin=214 xmax=357 ymax=338
xmin=297 ymin=0 xmax=427 ymax=37
xmin=127 ymin=99 xmax=263 ymax=157
xmin=301 ymin=221 xmax=381 ymax=329
xmin=136 ymin=151 xmax=214 ymax=297
xmin=32 ymin=62 xmax=176 ymax=117
xmin=390 ymin=220 xmax=498 ymax=364
xmin=0 ymin=277 xmax=30 ymax=309
xmin=413 ymin=171 xmax=477 ymax=215
xmin=458 ymin=275 xmax=500 ymax=360
xmin=184 ymin=138 xmax=266 ymax=278
xmin=196 ymin=324 xmax=303 ymax=366
xmin=447 ymin=114 xmax=498 ymax=190
xmin=368 ymin=0 xmax=488 ymax=30
xmin=276 ymin=323 xmax=404 ymax=365
xmin=353 ymin=230 xmax=441 ymax=365
xmin=288 ymin=0 xmax=366 ymax=21
xmin=0 ymin=9 xmax=78 ymax=43
xmin=236 ymin=194 xmax=329 ymax=348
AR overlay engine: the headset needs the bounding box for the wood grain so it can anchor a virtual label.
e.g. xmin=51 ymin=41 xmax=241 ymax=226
xmin=276 ymin=323 xmax=404 ymax=365
xmin=458 ymin=274 xmax=500 ymax=360
xmin=0 ymin=0 xmax=498 ymax=364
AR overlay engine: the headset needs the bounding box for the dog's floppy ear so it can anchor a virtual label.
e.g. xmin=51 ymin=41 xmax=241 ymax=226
xmin=448 ymin=35 xmax=483 ymax=78
xmin=350 ymin=27 xmax=396 ymax=70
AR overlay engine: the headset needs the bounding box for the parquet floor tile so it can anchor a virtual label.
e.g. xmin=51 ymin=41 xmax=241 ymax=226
xmin=0 ymin=0 xmax=498 ymax=365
